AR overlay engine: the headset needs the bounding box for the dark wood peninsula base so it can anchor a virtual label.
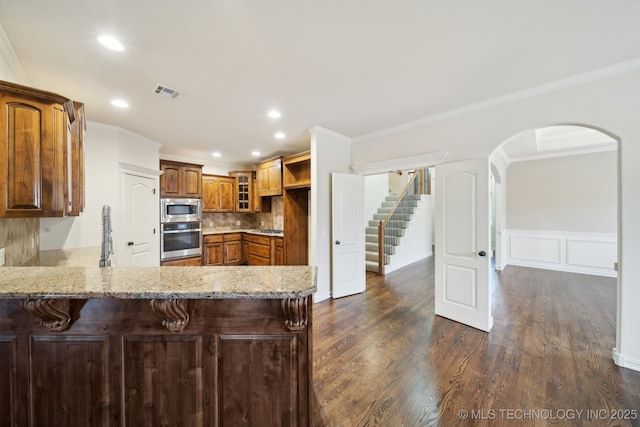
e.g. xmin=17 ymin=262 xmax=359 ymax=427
xmin=0 ymin=295 xmax=312 ymax=426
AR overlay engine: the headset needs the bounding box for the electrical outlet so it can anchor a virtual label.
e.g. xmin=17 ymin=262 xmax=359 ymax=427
xmin=236 ymin=220 xmax=241 ymax=226
xmin=0 ymin=247 xmax=5 ymax=266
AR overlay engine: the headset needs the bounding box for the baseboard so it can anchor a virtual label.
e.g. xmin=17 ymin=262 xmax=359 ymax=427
xmin=504 ymin=229 xmax=617 ymax=277
xmin=612 ymin=348 xmax=640 ymax=372
xmin=385 ymin=252 xmax=433 ymax=275
xmin=313 ymin=291 xmax=331 ymax=303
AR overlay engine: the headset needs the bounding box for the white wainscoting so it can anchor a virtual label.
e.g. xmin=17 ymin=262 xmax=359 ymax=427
xmin=504 ymin=230 xmax=617 ymax=277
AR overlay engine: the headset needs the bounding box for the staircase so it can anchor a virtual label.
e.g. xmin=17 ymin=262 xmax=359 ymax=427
xmin=365 ymin=193 xmax=422 ymax=272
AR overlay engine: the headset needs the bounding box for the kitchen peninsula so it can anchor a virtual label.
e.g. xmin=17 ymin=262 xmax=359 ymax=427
xmin=0 ymin=265 xmax=315 ymax=426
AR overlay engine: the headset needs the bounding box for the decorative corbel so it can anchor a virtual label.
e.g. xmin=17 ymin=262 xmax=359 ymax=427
xmin=282 ymin=297 xmax=308 ymax=332
xmin=150 ymin=298 xmax=190 ymax=333
xmin=21 ymin=298 xmax=72 ymax=332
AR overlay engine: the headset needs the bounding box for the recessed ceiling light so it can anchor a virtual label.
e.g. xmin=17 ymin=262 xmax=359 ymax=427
xmin=110 ymin=99 xmax=129 ymax=109
xmin=267 ymin=110 xmax=281 ymax=119
xmin=275 ymin=132 xmax=286 ymax=140
xmin=98 ymin=35 xmax=125 ymax=52
xmin=251 ymin=151 xmax=261 ymax=157
xmin=212 ymin=152 xmax=222 ymax=158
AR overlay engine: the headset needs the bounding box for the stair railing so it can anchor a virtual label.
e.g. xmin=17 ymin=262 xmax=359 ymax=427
xmin=377 ymin=169 xmax=425 ymax=275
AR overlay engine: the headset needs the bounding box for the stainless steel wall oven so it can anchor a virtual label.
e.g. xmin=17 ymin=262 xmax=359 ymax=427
xmin=160 ymin=198 xmax=202 ymax=260
xmin=160 ymin=222 xmax=202 ymax=260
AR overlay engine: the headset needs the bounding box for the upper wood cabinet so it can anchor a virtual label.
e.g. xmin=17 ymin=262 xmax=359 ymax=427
xmin=159 ymin=160 xmax=202 ymax=198
xmin=256 ymin=157 xmax=282 ymax=197
xmin=283 ymin=150 xmax=311 ymax=189
xmin=67 ymin=102 xmax=85 ymax=216
xmin=0 ymin=80 xmax=83 ymax=218
xmin=252 ymin=173 xmax=271 ymax=213
xmin=202 ymin=174 xmax=235 ymax=213
xmin=229 ymin=171 xmax=253 ymax=213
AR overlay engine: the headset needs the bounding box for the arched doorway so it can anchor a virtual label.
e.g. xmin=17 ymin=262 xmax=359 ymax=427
xmin=490 ymin=124 xmax=619 ymax=278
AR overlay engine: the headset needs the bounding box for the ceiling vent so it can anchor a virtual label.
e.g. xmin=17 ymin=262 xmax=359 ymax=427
xmin=151 ymin=84 xmax=182 ymax=100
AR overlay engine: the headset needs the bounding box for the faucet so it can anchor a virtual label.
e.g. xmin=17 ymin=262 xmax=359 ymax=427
xmin=99 ymin=205 xmax=113 ymax=267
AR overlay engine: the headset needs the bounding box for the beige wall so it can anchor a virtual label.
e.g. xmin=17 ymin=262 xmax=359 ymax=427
xmin=506 ymin=151 xmax=617 ymax=233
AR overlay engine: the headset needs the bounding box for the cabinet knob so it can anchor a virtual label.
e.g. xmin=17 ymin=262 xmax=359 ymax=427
xmin=478 ymin=251 xmax=486 ymax=257
xmin=127 ymin=241 xmax=134 ymax=246
xmin=335 ymin=240 xmax=340 ymax=245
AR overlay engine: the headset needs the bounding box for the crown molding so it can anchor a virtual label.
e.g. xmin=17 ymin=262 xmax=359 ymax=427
xmin=507 ymin=144 xmax=617 ymax=164
xmin=351 ymin=151 xmax=448 ymax=175
xmin=308 ymin=126 xmax=351 ymax=142
xmin=354 ymin=58 xmax=640 ymax=143
xmin=0 ymin=23 xmax=30 ymax=84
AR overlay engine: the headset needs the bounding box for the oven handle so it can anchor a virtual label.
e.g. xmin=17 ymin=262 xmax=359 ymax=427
xmin=162 ymin=229 xmax=202 ymax=234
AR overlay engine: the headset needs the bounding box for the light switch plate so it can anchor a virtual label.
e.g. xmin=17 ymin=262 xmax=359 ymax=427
xmin=0 ymin=247 xmax=5 ymax=266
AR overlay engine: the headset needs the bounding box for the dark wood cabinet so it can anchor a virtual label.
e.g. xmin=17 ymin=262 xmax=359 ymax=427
xmin=203 ymin=234 xmax=224 ymax=265
xmin=0 ymin=296 xmax=312 ymax=426
xmin=202 ymin=174 xmax=235 ymax=213
xmin=274 ymin=236 xmax=284 ymax=265
xmin=283 ymin=151 xmax=311 ymax=189
xmin=282 ymin=151 xmax=311 ymax=265
xmin=253 ymin=172 xmax=272 ymax=213
xmin=160 ymin=160 xmax=202 ymax=198
xmin=245 ymin=233 xmax=284 ymax=266
xmin=203 ymin=233 xmax=243 ymax=266
xmin=0 ymin=80 xmax=83 ymax=218
xmin=160 ymin=255 xmax=202 ymax=266
xmin=229 ymin=171 xmax=253 ymax=212
xmin=223 ymin=233 xmax=243 ymax=265
xmin=67 ymin=102 xmax=85 ymax=216
xmin=257 ymin=157 xmax=283 ymax=197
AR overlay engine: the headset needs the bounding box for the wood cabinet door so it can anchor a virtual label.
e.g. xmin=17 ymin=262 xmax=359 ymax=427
xmin=183 ymin=166 xmax=202 ymax=198
xmin=204 ymin=242 xmax=224 ymax=266
xmin=160 ymin=163 xmax=182 ymax=197
xmin=160 ymin=161 xmax=203 ymax=198
xmin=257 ymin=158 xmax=282 ymax=197
xmin=224 ymin=241 xmax=242 ymax=265
xmin=202 ymin=175 xmax=220 ymax=212
xmin=219 ymin=178 xmax=235 ymax=212
xmin=273 ymin=238 xmax=284 ymax=265
xmin=0 ymin=94 xmax=65 ymax=217
xmin=231 ymin=172 xmax=252 ymax=212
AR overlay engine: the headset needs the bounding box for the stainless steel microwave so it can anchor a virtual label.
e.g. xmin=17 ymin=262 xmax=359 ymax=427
xmin=160 ymin=198 xmax=202 ymax=223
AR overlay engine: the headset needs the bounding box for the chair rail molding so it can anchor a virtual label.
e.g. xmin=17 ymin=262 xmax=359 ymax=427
xmin=504 ymin=229 xmax=617 ymax=277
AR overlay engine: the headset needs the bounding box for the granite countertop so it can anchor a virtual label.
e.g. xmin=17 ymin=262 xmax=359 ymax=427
xmin=0 ymin=265 xmax=316 ymax=300
xmin=202 ymin=228 xmax=284 ymax=237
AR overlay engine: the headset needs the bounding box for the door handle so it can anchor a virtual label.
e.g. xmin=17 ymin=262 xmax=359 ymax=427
xmin=478 ymin=251 xmax=486 ymax=257
xmin=335 ymin=240 xmax=341 ymax=245
xmin=127 ymin=241 xmax=134 ymax=246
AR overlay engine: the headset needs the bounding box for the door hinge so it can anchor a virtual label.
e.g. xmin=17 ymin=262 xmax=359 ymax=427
xmin=153 ymin=228 xmax=156 ymax=234
xmin=153 ymin=188 xmax=156 ymax=195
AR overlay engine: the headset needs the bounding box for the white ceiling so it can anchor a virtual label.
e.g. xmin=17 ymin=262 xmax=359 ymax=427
xmin=1 ymin=1 xmax=639 ymax=166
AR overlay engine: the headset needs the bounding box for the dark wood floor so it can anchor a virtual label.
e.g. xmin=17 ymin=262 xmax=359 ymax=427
xmin=312 ymin=258 xmax=640 ymax=426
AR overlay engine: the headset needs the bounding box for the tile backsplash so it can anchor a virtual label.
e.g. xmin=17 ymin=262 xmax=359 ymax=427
xmin=0 ymin=218 xmax=40 ymax=266
xmin=203 ymin=196 xmax=283 ymax=231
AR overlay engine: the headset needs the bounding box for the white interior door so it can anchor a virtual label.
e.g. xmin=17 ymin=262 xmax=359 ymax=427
xmin=123 ymin=173 xmax=157 ymax=266
xmin=435 ymin=158 xmax=492 ymax=331
xmin=331 ymin=173 xmax=365 ymax=298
